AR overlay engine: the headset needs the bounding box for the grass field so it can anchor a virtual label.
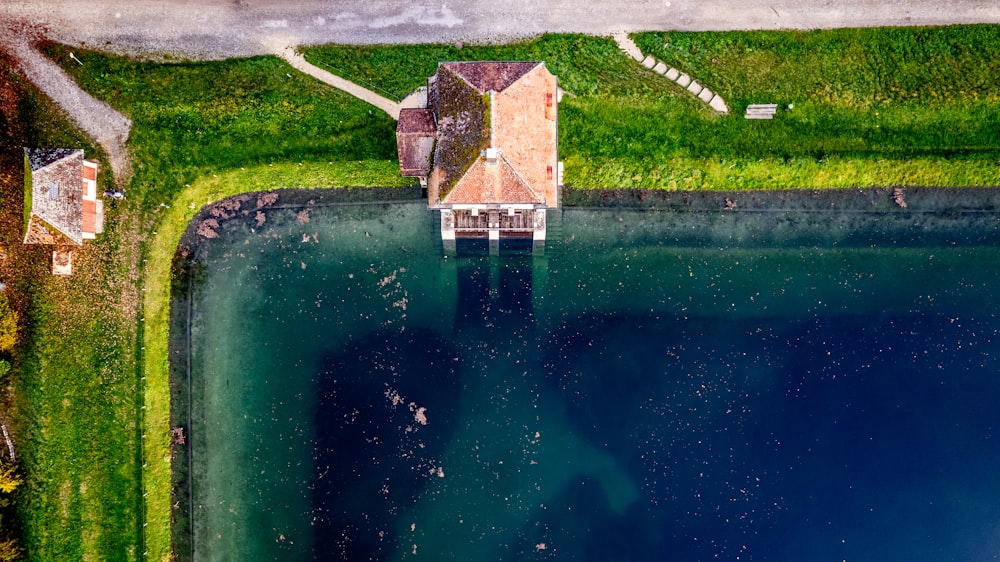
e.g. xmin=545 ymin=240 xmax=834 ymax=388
xmin=41 ymin=44 xmax=402 ymax=212
xmin=306 ymin=28 xmax=1000 ymax=189
xmin=0 ymin=49 xmax=141 ymax=562
xmin=6 ymin=24 xmax=1000 ymax=562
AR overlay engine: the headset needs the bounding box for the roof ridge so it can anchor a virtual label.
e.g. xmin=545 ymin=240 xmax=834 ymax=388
xmin=440 ymin=61 xmax=541 ymax=94
xmin=497 ymin=152 xmax=544 ymax=204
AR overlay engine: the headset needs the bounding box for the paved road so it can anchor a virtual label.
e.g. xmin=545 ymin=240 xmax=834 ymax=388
xmin=2 ymin=0 xmax=1000 ymax=59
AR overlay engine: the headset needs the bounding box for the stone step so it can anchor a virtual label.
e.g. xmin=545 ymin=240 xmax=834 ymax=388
xmin=709 ymin=95 xmax=729 ymax=113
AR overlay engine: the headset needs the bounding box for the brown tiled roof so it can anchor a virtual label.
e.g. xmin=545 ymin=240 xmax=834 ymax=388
xmin=398 ymin=108 xmax=436 ymax=134
xmin=407 ymin=61 xmax=559 ymax=207
xmin=396 ymin=109 xmax=437 ymax=177
xmin=445 ymin=155 xmax=544 ymax=205
xmin=440 ymin=62 xmax=540 ymax=93
xmin=429 ymin=66 xmax=490 ymax=198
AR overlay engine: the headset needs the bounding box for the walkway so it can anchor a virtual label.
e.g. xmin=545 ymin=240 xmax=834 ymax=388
xmin=613 ymin=33 xmax=729 ymax=114
xmin=273 ymin=44 xmax=403 ymax=120
xmin=2 ymin=26 xmax=133 ymax=184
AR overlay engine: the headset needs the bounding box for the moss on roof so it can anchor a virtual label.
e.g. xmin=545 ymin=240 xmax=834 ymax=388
xmin=432 ymin=67 xmax=491 ymax=199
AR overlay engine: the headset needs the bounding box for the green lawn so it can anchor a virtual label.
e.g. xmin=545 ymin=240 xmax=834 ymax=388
xmin=307 ymin=28 xmax=1000 ymax=189
xmin=9 ymin=24 xmax=1000 ymax=562
xmin=41 ymin=44 xmax=402 ymax=212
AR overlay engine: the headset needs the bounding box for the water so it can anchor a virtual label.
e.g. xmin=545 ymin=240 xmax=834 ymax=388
xmin=178 ymin=192 xmax=1000 ymax=561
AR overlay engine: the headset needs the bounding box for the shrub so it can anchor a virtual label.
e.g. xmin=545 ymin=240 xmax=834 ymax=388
xmin=0 ymin=296 xmax=15 ymax=353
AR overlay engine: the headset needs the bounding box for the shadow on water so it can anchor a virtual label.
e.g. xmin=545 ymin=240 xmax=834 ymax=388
xmin=454 ymin=252 xmax=535 ymax=338
xmin=542 ymin=309 xmax=1000 ymax=561
xmin=312 ymin=329 xmax=464 ymax=560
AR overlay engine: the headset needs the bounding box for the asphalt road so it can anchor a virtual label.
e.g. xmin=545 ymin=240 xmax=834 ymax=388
xmin=2 ymin=0 xmax=1000 ymax=59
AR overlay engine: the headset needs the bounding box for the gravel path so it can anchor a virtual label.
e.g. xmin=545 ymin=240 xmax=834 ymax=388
xmin=2 ymin=22 xmax=132 ymax=185
xmin=2 ymin=0 xmax=998 ymax=61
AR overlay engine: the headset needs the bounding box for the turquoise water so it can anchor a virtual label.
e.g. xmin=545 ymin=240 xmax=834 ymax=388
xmin=180 ymin=194 xmax=1000 ymax=561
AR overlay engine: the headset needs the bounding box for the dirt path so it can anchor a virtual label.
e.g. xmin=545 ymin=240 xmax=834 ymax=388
xmin=1 ymin=23 xmax=132 ymax=185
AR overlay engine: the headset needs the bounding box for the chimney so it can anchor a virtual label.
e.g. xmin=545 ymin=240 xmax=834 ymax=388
xmin=485 ymin=147 xmax=499 ymax=165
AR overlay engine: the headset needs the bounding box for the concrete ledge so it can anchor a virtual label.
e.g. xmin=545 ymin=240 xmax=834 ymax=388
xmin=698 ymin=88 xmax=714 ymax=102
xmin=665 ymin=68 xmax=679 ymax=80
xmin=652 ymin=61 xmax=667 ymax=74
xmin=687 ymin=80 xmax=703 ymax=95
xmin=641 ymin=55 xmax=656 ymax=69
xmin=676 ymin=73 xmax=691 ymax=87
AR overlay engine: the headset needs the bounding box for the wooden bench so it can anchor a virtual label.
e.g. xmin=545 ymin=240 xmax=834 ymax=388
xmin=745 ymin=103 xmax=779 ymax=119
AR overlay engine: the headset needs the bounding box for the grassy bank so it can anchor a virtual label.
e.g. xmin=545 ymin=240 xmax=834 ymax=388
xmin=142 ymin=162 xmax=404 ymax=558
xmin=1 ymin=49 xmax=141 ymax=561
xmin=42 ymin=45 xmax=401 ymax=211
xmin=306 ymin=27 xmax=1000 ymax=189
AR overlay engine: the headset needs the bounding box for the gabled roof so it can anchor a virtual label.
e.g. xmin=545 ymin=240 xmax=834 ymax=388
xmin=26 ymin=148 xmax=79 ymax=172
xmin=23 ymin=148 xmax=86 ymax=245
xmin=439 ymin=62 xmax=541 ymax=94
xmin=398 ymin=108 xmax=437 ymax=134
xmin=445 ymin=153 xmax=544 ymax=205
xmin=397 ymin=61 xmax=559 ymax=208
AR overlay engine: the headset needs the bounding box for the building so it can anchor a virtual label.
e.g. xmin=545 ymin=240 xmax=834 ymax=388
xmin=22 ymin=148 xmax=103 ymax=274
xmin=396 ymin=61 xmax=561 ymax=253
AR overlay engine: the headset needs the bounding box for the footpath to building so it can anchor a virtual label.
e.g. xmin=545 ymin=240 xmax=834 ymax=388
xmin=274 ymin=45 xmax=403 ymax=120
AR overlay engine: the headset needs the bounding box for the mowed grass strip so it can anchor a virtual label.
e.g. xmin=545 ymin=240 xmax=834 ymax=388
xmin=142 ymin=162 xmax=404 ymax=559
xmin=625 ymin=25 xmax=1000 ymax=188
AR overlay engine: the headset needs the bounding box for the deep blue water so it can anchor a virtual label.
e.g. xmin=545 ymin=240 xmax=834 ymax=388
xmin=181 ymin=196 xmax=1000 ymax=561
